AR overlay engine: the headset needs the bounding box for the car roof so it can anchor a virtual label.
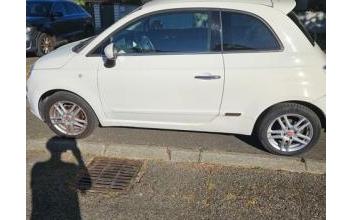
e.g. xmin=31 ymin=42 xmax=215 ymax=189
xmin=146 ymin=0 xmax=273 ymax=7
xmin=144 ymin=0 xmax=296 ymax=14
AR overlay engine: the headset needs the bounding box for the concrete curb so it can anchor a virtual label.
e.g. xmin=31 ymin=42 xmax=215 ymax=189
xmin=27 ymin=138 xmax=325 ymax=174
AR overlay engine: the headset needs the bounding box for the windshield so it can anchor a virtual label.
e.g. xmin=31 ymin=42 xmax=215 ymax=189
xmin=26 ymin=2 xmax=52 ymax=17
xmin=72 ymin=36 xmax=97 ymax=53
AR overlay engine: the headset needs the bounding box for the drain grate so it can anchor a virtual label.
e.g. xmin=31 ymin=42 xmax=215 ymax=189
xmin=77 ymin=157 xmax=142 ymax=192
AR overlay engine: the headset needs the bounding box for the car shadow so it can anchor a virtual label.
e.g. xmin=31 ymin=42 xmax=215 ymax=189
xmin=30 ymin=136 xmax=91 ymax=220
xmin=233 ymin=134 xmax=267 ymax=152
xmin=26 ymin=52 xmax=37 ymax=58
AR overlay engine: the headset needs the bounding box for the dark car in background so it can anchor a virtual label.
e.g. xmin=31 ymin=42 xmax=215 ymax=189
xmin=26 ymin=0 xmax=94 ymax=56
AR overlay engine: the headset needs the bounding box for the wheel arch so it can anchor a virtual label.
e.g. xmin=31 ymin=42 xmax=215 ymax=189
xmin=253 ymin=100 xmax=326 ymax=134
xmin=38 ymin=89 xmax=102 ymax=126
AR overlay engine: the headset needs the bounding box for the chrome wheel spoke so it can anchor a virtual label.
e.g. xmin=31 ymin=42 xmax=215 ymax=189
xmin=270 ymin=135 xmax=283 ymax=139
xmin=72 ymin=106 xmax=82 ymax=116
xmin=297 ymin=122 xmax=310 ymax=132
xmin=277 ymin=117 xmax=287 ymax=130
xmin=280 ymin=138 xmax=287 ymax=151
xmin=283 ymin=115 xmax=293 ymax=129
xmin=74 ymin=117 xmax=87 ymax=124
xmin=53 ymin=104 xmax=64 ymax=115
xmin=292 ymin=137 xmax=308 ymax=145
xmin=69 ymin=103 xmax=77 ymax=113
xmin=73 ymin=121 xmax=85 ymax=128
xmin=296 ymin=133 xmax=311 ymax=141
xmin=294 ymin=118 xmax=305 ymax=129
xmin=50 ymin=117 xmax=63 ymax=124
xmin=58 ymin=102 xmax=67 ymax=113
xmin=269 ymin=130 xmax=284 ymax=134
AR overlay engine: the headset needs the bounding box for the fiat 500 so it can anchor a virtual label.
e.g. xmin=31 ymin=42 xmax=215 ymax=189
xmin=27 ymin=0 xmax=326 ymax=156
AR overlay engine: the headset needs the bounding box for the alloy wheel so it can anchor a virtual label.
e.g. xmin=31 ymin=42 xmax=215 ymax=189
xmin=49 ymin=101 xmax=88 ymax=136
xmin=40 ymin=35 xmax=53 ymax=54
xmin=266 ymin=114 xmax=313 ymax=152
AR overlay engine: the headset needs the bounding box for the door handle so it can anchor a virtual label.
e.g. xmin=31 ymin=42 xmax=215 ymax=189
xmin=194 ymin=73 xmax=221 ymax=80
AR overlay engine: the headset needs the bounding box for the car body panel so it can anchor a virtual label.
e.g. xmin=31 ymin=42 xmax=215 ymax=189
xmin=27 ymin=0 xmax=326 ymax=136
xmin=97 ymin=53 xmax=224 ymax=124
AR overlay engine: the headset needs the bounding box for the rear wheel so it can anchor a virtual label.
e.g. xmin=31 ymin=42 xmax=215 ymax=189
xmin=256 ymin=103 xmax=321 ymax=156
xmin=42 ymin=91 xmax=98 ymax=138
xmin=36 ymin=33 xmax=55 ymax=56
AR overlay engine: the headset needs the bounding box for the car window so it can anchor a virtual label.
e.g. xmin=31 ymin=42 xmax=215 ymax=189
xmin=26 ymin=2 xmax=53 ymax=17
xmin=52 ymin=2 xmax=66 ymax=16
xmin=72 ymin=4 xmax=85 ymax=14
xmin=221 ymin=11 xmax=281 ymax=51
xmin=92 ymin=10 xmax=221 ymax=55
xmin=63 ymin=2 xmax=76 ymax=15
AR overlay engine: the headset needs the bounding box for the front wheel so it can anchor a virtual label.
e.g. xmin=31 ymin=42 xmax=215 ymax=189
xmin=257 ymin=103 xmax=321 ymax=156
xmin=42 ymin=91 xmax=98 ymax=139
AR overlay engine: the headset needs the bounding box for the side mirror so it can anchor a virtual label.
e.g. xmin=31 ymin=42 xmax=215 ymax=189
xmin=52 ymin=11 xmax=63 ymax=18
xmin=103 ymin=43 xmax=118 ymax=68
xmin=104 ymin=43 xmax=118 ymax=60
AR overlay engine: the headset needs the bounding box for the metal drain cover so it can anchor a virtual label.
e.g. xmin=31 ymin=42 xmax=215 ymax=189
xmin=77 ymin=157 xmax=142 ymax=192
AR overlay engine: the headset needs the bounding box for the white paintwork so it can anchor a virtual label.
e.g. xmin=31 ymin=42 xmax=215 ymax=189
xmin=98 ymin=54 xmax=224 ymax=124
xmin=27 ymin=0 xmax=326 ymax=136
xmin=271 ymin=0 xmax=296 ymax=14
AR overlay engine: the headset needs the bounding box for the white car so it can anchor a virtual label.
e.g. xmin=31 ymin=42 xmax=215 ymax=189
xmin=27 ymin=0 xmax=326 ymax=156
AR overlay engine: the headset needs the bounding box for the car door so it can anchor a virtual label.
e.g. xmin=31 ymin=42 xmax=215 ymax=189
xmin=219 ymin=10 xmax=285 ymax=116
xmin=94 ymin=10 xmax=224 ymax=124
xmin=63 ymin=2 xmax=84 ymax=38
xmin=51 ymin=2 xmax=71 ymax=39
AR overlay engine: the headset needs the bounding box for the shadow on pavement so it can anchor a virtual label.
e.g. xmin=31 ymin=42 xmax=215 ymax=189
xmin=26 ymin=52 xmax=37 ymax=58
xmin=30 ymin=136 xmax=91 ymax=220
xmin=234 ymin=134 xmax=267 ymax=152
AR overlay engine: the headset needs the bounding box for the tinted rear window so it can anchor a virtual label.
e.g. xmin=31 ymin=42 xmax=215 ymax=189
xmin=221 ymin=11 xmax=281 ymax=51
xmin=288 ymin=11 xmax=315 ymax=46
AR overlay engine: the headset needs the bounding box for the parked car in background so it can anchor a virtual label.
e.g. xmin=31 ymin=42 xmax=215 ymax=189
xmin=26 ymin=0 xmax=94 ymax=56
xmin=27 ymin=0 xmax=326 ymax=156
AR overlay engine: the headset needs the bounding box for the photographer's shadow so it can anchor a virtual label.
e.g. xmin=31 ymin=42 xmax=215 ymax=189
xmin=30 ymin=137 xmax=91 ymax=220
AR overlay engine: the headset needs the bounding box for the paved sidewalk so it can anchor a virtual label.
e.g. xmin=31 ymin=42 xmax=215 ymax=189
xmin=27 ymin=150 xmax=326 ymax=220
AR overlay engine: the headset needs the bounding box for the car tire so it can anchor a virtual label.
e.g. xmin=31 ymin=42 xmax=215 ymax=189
xmin=256 ymin=103 xmax=321 ymax=156
xmin=36 ymin=33 xmax=55 ymax=57
xmin=42 ymin=91 xmax=99 ymax=139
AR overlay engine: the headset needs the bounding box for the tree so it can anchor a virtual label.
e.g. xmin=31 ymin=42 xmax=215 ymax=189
xmin=74 ymin=0 xmax=85 ymax=6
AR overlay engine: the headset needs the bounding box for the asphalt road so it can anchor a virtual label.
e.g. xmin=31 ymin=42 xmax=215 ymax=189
xmin=26 ymin=150 xmax=325 ymax=220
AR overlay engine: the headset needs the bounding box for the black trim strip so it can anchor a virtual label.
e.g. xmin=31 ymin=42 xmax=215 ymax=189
xmin=225 ymin=113 xmax=242 ymax=117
